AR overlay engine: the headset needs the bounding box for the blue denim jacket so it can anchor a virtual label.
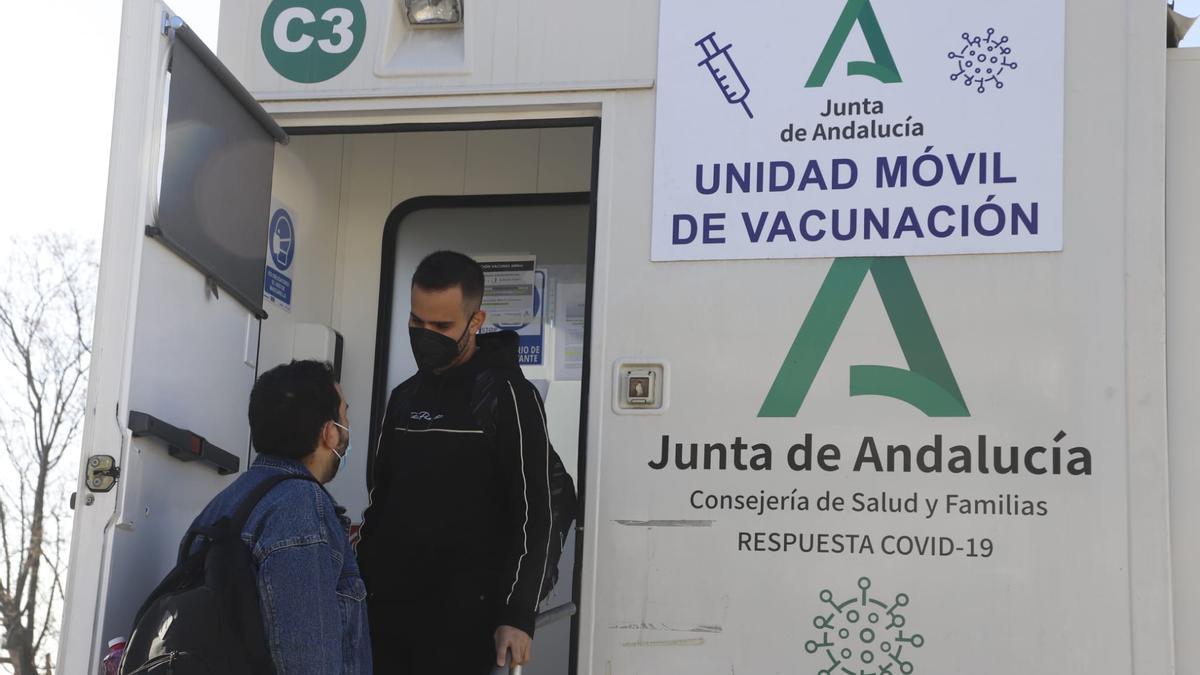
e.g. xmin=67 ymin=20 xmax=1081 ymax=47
xmin=187 ymin=454 xmax=372 ymax=674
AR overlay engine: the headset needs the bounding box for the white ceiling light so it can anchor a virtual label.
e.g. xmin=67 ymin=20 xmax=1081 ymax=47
xmin=405 ymin=0 xmax=463 ymax=26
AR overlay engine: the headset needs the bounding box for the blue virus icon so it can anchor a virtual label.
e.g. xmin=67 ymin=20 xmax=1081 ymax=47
xmin=805 ymin=577 xmax=925 ymax=675
xmin=948 ymin=28 xmax=1018 ymax=93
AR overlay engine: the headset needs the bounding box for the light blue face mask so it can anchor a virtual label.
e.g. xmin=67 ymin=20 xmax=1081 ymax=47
xmin=332 ymin=421 xmax=352 ymax=464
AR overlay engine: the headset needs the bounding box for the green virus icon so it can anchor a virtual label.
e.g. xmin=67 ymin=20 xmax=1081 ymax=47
xmin=805 ymin=577 xmax=925 ymax=675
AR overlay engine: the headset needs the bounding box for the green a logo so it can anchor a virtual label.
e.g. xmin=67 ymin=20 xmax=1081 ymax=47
xmin=759 ymin=257 xmax=968 ymax=418
xmin=806 ymin=0 xmax=902 ymax=87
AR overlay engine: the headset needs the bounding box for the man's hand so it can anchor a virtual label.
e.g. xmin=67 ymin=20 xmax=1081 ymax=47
xmin=494 ymin=625 xmax=533 ymax=667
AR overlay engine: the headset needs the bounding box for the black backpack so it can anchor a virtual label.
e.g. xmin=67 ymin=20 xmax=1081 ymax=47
xmin=541 ymin=449 xmax=578 ymax=601
xmin=119 ymin=473 xmax=317 ymax=675
xmin=465 ymin=373 xmax=577 ymax=601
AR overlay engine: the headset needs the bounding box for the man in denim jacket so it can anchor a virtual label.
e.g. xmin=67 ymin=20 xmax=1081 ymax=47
xmin=186 ymin=360 xmax=371 ymax=673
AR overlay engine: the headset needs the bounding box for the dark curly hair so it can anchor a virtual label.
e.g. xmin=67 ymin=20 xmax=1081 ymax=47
xmin=248 ymin=360 xmax=340 ymax=459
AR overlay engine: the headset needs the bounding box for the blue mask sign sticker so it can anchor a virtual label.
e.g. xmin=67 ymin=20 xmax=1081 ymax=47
xmin=264 ymin=205 xmax=296 ymax=311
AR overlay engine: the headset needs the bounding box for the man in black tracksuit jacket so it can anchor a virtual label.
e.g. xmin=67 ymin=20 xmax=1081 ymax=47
xmin=356 ymin=251 xmax=553 ymax=674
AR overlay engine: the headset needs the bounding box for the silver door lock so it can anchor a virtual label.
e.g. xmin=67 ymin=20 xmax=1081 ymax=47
xmin=85 ymin=455 xmax=120 ymax=493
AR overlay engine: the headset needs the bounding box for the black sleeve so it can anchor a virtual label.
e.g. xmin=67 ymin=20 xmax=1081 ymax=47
xmin=353 ymin=392 xmax=398 ymax=587
xmin=495 ymin=378 xmax=553 ymax=636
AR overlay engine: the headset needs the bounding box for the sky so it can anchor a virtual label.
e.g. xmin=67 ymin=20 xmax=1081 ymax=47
xmin=0 ymin=1 xmax=220 ymax=254
xmin=1179 ymin=0 xmax=1200 ymax=45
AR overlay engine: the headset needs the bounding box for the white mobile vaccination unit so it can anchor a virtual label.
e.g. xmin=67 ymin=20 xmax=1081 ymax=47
xmin=60 ymin=1 xmax=1198 ymax=673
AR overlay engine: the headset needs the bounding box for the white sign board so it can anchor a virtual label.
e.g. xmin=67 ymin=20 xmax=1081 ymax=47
xmin=651 ymin=0 xmax=1064 ymax=261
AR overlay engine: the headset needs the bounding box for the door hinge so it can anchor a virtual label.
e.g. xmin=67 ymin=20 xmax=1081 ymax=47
xmin=162 ymin=12 xmax=184 ymax=40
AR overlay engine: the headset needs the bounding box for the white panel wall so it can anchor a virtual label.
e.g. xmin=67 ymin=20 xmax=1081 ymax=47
xmin=217 ymin=0 xmax=657 ymax=100
xmin=256 ymin=134 xmax=346 ymax=376
xmin=572 ymin=3 xmax=1171 ymax=670
xmin=463 ymin=129 xmax=541 ymax=193
xmin=1167 ymin=47 xmax=1200 ymax=675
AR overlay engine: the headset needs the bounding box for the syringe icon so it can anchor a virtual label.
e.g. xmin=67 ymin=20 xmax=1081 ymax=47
xmin=695 ymin=32 xmax=754 ymax=119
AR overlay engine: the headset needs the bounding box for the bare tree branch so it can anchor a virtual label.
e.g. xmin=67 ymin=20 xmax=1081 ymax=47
xmin=0 ymin=499 xmax=12 ymax=599
xmin=0 ymin=233 xmax=96 ymax=675
xmin=32 ymin=513 xmax=65 ymax=656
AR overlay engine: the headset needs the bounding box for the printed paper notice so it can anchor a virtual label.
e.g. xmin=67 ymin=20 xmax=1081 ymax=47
xmin=480 ymin=269 xmax=546 ymax=366
xmin=555 ymin=283 xmax=587 ymax=381
xmin=478 ymin=256 xmax=536 ymax=325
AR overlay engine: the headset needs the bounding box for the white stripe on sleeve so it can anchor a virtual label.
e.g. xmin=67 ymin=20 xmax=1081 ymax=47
xmin=506 ymin=382 xmax=530 ymax=604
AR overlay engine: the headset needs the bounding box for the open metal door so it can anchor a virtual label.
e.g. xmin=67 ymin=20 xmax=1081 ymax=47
xmin=58 ymin=2 xmax=286 ymax=671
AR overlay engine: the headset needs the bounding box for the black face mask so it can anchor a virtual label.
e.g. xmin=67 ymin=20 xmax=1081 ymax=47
xmin=410 ymin=314 xmax=474 ymax=373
